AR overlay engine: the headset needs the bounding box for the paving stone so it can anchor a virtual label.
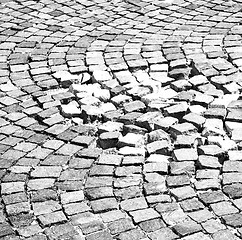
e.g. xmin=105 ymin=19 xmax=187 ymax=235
xmin=148 ymin=228 xmax=178 ymax=240
xmin=182 ymin=112 xmax=206 ymax=129
xmin=120 ymin=197 xmax=148 ymax=212
xmin=129 ymin=208 xmax=160 ymax=224
xmin=2 ymin=192 xmax=28 ymax=205
xmin=170 ymin=122 xmax=197 ymax=138
xmin=222 ymin=213 xmax=242 ymax=227
xmin=173 ymin=219 xmax=202 ymax=237
xmin=212 ymin=229 xmax=240 ymax=240
xmin=223 ymin=183 xmax=242 ymax=199
xmin=99 ymin=131 xmax=120 ymax=149
xmin=147 ymin=140 xmax=172 ymax=155
xmin=100 ymin=210 xmax=126 ymax=223
xmin=90 ymin=198 xmax=118 ymax=213
xmin=210 ymin=201 xmax=239 ymax=216
xmin=60 ymin=190 xmax=84 ymax=204
xmin=1 ymin=182 xmax=25 ymax=194
xmin=198 ymin=155 xmax=222 ymax=169
xmin=170 ymin=186 xmax=196 ymax=201
xmin=164 ymin=103 xmax=188 ymax=119
xmin=147 ymin=129 xmax=170 ymax=143
xmin=38 ymin=211 xmax=67 ymax=227
xmin=64 ymin=201 xmax=91 ymax=216
xmin=180 ymin=198 xmax=204 ymax=212
xmin=28 ymin=179 xmax=55 ymax=191
xmin=85 ymin=230 xmax=113 ymax=240
xmin=188 ymin=208 xmax=214 ymax=223
xmin=173 ymin=148 xmax=198 ymax=161
xmin=33 ymin=200 xmax=62 ymax=215
xmin=196 ymin=169 xmax=220 ymax=179
xmin=154 ymin=116 xmax=178 ymax=131
xmin=117 ymin=228 xmax=146 ymax=240
xmin=114 ymin=186 xmax=143 ymax=200
xmin=31 ymin=166 xmax=62 ymax=178
xmin=198 ymin=145 xmax=225 ymax=159
xmin=166 ymin=175 xmax=190 ymax=187
xmin=41 ymin=155 xmax=70 ymax=166
xmin=30 ymin=189 xmax=58 ymax=202
xmin=0 ymin=223 xmax=15 ymax=238
xmin=44 ymin=223 xmax=79 ymax=240
xmin=9 ymin=213 xmax=34 ymax=228
xmin=17 ymin=224 xmax=42 ymax=238
xmin=80 ymin=220 xmax=105 ymax=235
xmin=170 ymin=161 xmax=195 ymax=175
xmin=123 ymin=100 xmax=146 ymax=113
xmin=107 ymin=218 xmax=135 ymax=235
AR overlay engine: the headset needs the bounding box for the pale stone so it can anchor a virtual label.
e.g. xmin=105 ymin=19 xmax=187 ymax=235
xmin=61 ymin=101 xmax=81 ymax=117
xmin=93 ymin=88 xmax=110 ymax=102
xmin=93 ymin=70 xmax=112 ymax=82
xmin=118 ymin=146 xmax=146 ymax=156
xmin=118 ymin=133 xmax=145 ymax=148
xmin=100 ymin=103 xmax=116 ymax=113
xmin=0 ymin=81 xmax=18 ymax=92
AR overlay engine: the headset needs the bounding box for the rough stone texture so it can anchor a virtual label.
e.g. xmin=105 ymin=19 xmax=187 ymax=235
xmin=0 ymin=0 xmax=242 ymax=238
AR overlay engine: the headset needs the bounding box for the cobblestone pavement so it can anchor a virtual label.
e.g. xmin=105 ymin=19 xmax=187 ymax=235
xmin=1 ymin=0 xmax=242 ymax=239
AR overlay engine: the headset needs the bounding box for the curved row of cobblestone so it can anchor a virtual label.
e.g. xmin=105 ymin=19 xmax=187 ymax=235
xmin=1 ymin=0 xmax=242 ymax=239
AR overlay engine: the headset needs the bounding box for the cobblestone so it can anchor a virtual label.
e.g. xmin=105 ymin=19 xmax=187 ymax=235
xmin=1 ymin=0 xmax=242 ymax=238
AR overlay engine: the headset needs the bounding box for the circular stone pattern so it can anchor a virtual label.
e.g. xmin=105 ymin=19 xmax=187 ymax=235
xmin=1 ymin=0 xmax=242 ymax=239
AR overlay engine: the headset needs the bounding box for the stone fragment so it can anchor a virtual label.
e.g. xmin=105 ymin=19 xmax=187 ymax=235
xmin=98 ymin=121 xmax=123 ymax=134
xmin=147 ymin=140 xmax=172 ymax=155
xmin=173 ymin=148 xmax=198 ymax=161
xmin=147 ymin=129 xmax=170 ymax=143
xmin=99 ymin=131 xmax=120 ymax=149
xmin=182 ymin=113 xmax=206 ymax=129
xmin=154 ymin=116 xmax=178 ymax=131
xmin=164 ymin=103 xmax=188 ymax=119
xmin=123 ymin=100 xmax=146 ymax=113
xmin=118 ymin=133 xmax=144 ymax=148
xmin=198 ymin=145 xmax=225 ymax=160
xmin=119 ymin=146 xmax=146 ymax=156
xmin=170 ymin=122 xmax=197 ymax=138
xmin=61 ymin=102 xmax=81 ymax=117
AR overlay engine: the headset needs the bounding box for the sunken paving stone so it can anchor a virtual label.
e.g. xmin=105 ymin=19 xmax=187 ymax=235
xmin=1 ymin=0 xmax=242 ymax=238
